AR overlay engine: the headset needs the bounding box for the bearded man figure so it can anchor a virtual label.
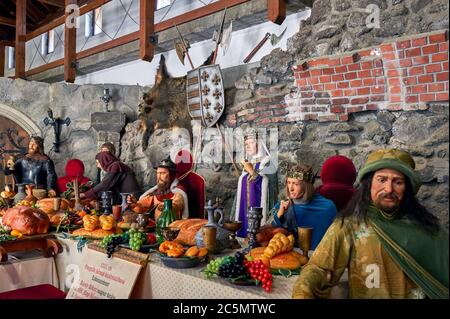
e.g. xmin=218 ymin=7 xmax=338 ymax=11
xmin=128 ymin=157 xmax=188 ymax=221
xmin=292 ymin=149 xmax=449 ymax=299
xmin=5 ymin=136 xmax=57 ymax=197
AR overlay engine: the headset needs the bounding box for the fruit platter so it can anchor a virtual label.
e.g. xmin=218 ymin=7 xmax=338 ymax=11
xmin=100 ymin=228 xmax=158 ymax=257
xmin=157 ymin=241 xmax=208 ymax=268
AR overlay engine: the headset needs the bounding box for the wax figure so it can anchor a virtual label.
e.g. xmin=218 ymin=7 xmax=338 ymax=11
xmin=81 ymin=152 xmax=140 ymax=202
xmin=4 ymin=136 xmax=57 ymax=197
xmin=97 ymin=142 xmax=117 ymax=183
xmin=293 ymin=149 xmax=449 ymax=299
xmin=128 ymin=157 xmax=188 ymax=220
xmin=271 ymin=163 xmax=337 ymax=250
xmin=57 ymin=159 xmax=92 ymax=195
xmin=231 ymin=129 xmax=278 ymax=237
xmin=316 ymin=155 xmax=357 ymax=211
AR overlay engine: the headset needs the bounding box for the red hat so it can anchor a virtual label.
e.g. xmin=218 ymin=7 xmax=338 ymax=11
xmin=65 ymin=159 xmax=85 ymax=177
xmin=317 ymin=155 xmax=356 ymax=211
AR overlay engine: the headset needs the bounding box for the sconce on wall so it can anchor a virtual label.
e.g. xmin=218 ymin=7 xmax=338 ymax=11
xmin=100 ymin=88 xmax=112 ymax=112
xmin=43 ymin=108 xmax=71 ymax=153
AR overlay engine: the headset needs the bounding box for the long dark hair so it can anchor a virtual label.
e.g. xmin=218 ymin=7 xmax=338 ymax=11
xmin=339 ymin=173 xmax=440 ymax=233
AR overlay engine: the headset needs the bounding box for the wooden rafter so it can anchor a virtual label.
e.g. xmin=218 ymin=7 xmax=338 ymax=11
xmin=0 ymin=16 xmax=16 ymax=27
xmin=0 ymin=43 xmax=5 ymax=77
xmin=139 ymin=0 xmax=155 ymax=62
xmin=38 ymin=0 xmax=65 ymax=8
xmin=64 ymin=0 xmax=77 ymax=82
xmin=15 ymin=0 xmax=26 ymax=78
xmin=267 ymin=0 xmax=286 ymax=25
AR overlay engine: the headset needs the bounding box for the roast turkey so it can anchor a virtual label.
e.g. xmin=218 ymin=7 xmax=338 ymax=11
xmin=2 ymin=206 xmax=50 ymax=235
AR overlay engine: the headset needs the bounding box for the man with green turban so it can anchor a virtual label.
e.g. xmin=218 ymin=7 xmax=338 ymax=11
xmin=293 ymin=149 xmax=448 ymax=299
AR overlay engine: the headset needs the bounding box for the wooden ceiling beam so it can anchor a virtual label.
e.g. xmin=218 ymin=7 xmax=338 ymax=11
xmin=64 ymin=0 xmax=77 ymax=82
xmin=38 ymin=0 xmax=65 ymax=8
xmin=0 ymin=16 xmax=16 ymax=27
xmin=139 ymin=0 xmax=155 ymax=62
xmin=15 ymin=0 xmax=26 ymax=78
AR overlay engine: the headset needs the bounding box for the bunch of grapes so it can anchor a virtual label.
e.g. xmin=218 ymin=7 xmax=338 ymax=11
xmin=100 ymin=234 xmax=123 ymax=258
xmin=244 ymin=259 xmax=273 ymax=292
xmin=128 ymin=228 xmax=147 ymax=251
xmin=203 ymin=255 xmax=236 ymax=279
xmin=218 ymin=252 xmax=250 ymax=279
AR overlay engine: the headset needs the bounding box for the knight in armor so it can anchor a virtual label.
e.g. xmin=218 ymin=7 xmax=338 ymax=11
xmin=4 ymin=136 xmax=57 ymax=197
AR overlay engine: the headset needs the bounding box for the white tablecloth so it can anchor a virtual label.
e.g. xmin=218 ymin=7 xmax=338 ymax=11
xmin=0 ymin=251 xmax=59 ymax=293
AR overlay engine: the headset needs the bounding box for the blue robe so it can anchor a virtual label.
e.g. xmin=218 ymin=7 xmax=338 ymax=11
xmin=271 ymin=193 xmax=337 ymax=250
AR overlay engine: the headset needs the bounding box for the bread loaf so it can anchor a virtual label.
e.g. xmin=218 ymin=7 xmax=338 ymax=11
xmin=37 ymin=198 xmax=71 ymax=214
xmin=256 ymin=225 xmax=289 ymax=247
xmin=169 ymin=218 xmax=207 ymax=246
xmin=2 ymin=206 xmax=50 ymax=235
xmin=248 ymin=247 xmax=308 ymax=270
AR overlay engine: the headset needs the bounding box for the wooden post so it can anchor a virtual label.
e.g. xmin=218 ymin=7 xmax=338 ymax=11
xmin=15 ymin=0 xmax=27 ymax=79
xmin=267 ymin=0 xmax=286 ymax=25
xmin=64 ymin=0 xmax=77 ymax=83
xmin=139 ymin=0 xmax=155 ymax=62
xmin=0 ymin=43 xmax=5 ymax=77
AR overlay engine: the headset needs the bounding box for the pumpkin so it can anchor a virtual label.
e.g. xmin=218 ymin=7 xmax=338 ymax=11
xmin=99 ymin=214 xmax=116 ymax=231
xmin=83 ymin=215 xmax=99 ymax=231
xmin=37 ymin=198 xmax=71 ymax=214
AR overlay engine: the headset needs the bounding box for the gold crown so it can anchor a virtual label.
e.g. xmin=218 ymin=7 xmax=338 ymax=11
xmin=286 ymin=164 xmax=315 ymax=183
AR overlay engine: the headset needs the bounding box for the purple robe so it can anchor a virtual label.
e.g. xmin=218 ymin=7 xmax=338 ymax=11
xmin=237 ymin=163 xmax=262 ymax=237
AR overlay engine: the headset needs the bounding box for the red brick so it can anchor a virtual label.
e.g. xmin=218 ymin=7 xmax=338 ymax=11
xmin=337 ymin=81 xmax=350 ymax=89
xmin=380 ymin=43 xmax=395 ymax=52
xmin=296 ymin=79 xmax=307 ymax=86
xmin=331 ymin=105 xmax=345 ymax=113
xmin=439 ymin=42 xmax=449 ymax=51
xmin=400 ymin=59 xmax=413 ymax=68
xmin=374 ymin=59 xmax=384 ymax=68
xmin=383 ymin=52 xmax=397 ymax=60
xmin=304 ymin=114 xmax=318 ymax=121
xmin=384 ymin=60 xmax=399 ymax=69
xmin=300 ymin=71 xmax=311 ymax=78
xmin=318 ymin=114 xmax=338 ymax=122
xmin=390 ymin=86 xmax=402 ymax=94
xmin=328 ymin=58 xmax=341 ymax=66
xmin=256 ymin=118 xmax=271 ymax=125
xmin=357 ymin=87 xmax=371 ymax=95
xmin=387 ymin=104 xmax=402 ymax=111
xmin=313 ymin=84 xmax=324 ymax=91
xmin=405 ymin=47 xmax=421 ymax=57
xmin=256 ymin=105 xmax=269 ymax=112
xmin=347 ymin=106 xmax=364 ymax=113
xmin=295 ymin=62 xmax=308 ymax=71
xmin=390 ymin=95 xmax=402 ymax=102
xmin=310 ymin=69 xmax=322 ymax=76
xmin=436 ymin=72 xmax=449 ymax=81
xmin=309 ymin=57 xmax=331 ymax=67
xmin=370 ymin=95 xmax=386 ymax=102
xmin=359 ymin=49 xmax=373 ymax=57
xmin=301 ymin=92 xmax=314 ymax=98
xmin=344 ymin=72 xmax=358 ymax=80
xmin=339 ymin=114 xmax=349 ymax=121
xmin=410 ymin=85 xmax=427 ymax=94
xmin=310 ymin=77 xmax=319 ymax=85
xmin=402 ymin=77 xmax=417 ymax=85
xmin=299 ymin=85 xmax=313 ymax=91
xmin=387 ymin=69 xmax=407 ymax=77
xmin=411 ymin=37 xmax=427 ymax=47
xmin=432 ymin=52 xmax=448 ymax=63
xmin=443 ymin=61 xmax=449 ymax=71
xmin=425 ymin=63 xmax=442 ymax=73
xmin=325 ymin=83 xmax=336 ymax=91
xmin=358 ymin=70 xmax=372 ymax=78
xmin=332 ymin=98 xmax=350 ymax=105
xmin=406 ymin=95 xmax=418 ymax=103
xmin=419 ymin=93 xmax=435 ymax=102
xmin=371 ymin=86 xmax=386 ymax=94
xmin=377 ymin=78 xmax=386 ymax=85
xmin=422 ymin=44 xmax=439 ymax=54
xmin=412 ymin=56 xmax=429 ymax=65
xmin=331 ymin=90 xmax=343 ymax=97
xmin=436 ymin=92 xmax=449 ymax=100
xmin=363 ymin=78 xmax=376 ymax=86
xmin=418 ymin=74 xmax=434 ymax=83
xmin=335 ymin=66 xmax=347 ymax=73
xmin=319 ymin=75 xmax=332 ymax=83
xmin=372 ymin=69 xmax=384 ymax=77
xmin=347 ymin=63 xmax=361 ymax=71
xmin=409 ymin=66 xmax=424 ymax=76
xmin=274 ymin=109 xmax=289 ymax=116
xmin=343 ymin=88 xmax=357 ymax=96
xmin=341 ymin=56 xmax=354 ymax=64
xmin=351 ymin=97 xmax=369 ymax=105
xmin=350 ymin=80 xmax=363 ymax=87
xmin=365 ymin=104 xmax=378 ymax=111
xmin=322 ymin=67 xmax=335 ymax=75
xmin=270 ymin=117 xmax=286 ymax=123
xmin=332 ymin=74 xmax=345 ymax=81
xmin=396 ymin=40 xmax=411 ymax=49
xmin=429 ymin=32 xmax=448 ymax=44
xmin=388 ymin=78 xmax=401 ymax=85
xmin=428 ymin=83 xmax=445 ymax=92
xmin=361 ymin=61 xmax=374 ymax=69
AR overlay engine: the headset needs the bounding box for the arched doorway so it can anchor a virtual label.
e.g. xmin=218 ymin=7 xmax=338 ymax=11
xmin=0 ymin=104 xmax=42 ymax=191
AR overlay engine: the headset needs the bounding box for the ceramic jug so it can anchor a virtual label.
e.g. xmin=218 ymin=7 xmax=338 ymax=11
xmin=195 ymin=200 xmax=230 ymax=253
xmin=13 ymin=183 xmax=27 ymax=204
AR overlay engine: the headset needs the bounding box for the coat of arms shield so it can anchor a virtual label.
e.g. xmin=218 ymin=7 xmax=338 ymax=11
xmin=186 ymin=64 xmax=225 ymax=128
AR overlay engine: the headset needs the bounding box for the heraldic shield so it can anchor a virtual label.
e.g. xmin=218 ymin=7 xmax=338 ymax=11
xmin=186 ymin=64 xmax=225 ymax=128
